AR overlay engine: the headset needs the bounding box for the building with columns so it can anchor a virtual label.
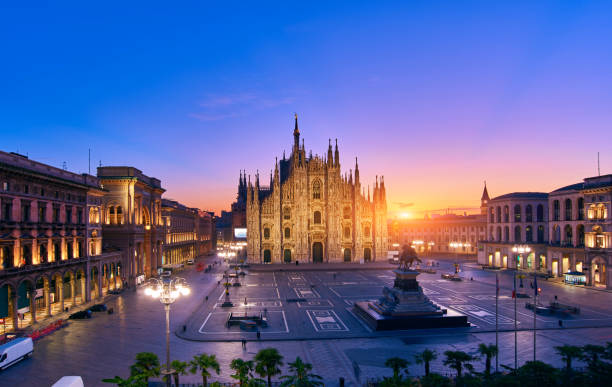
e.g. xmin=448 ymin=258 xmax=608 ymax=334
xmin=0 ymin=151 xmax=122 ymax=332
xmin=161 ymin=199 xmax=214 ymax=266
xmin=479 ymin=174 xmax=612 ymax=289
xmin=246 ymin=116 xmax=388 ymax=263
xmin=97 ymin=166 xmax=165 ymax=286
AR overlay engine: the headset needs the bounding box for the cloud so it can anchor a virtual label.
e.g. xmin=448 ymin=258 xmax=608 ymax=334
xmin=395 ymin=202 xmax=414 ymax=208
xmin=188 ymin=112 xmax=238 ymax=122
xmin=190 ymin=92 xmax=295 ymax=122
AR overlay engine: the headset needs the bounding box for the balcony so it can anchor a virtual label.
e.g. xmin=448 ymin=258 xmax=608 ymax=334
xmin=0 ymin=257 xmax=88 ymax=278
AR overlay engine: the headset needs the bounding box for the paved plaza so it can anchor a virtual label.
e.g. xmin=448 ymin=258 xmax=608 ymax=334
xmin=1 ymin=257 xmax=612 ymax=386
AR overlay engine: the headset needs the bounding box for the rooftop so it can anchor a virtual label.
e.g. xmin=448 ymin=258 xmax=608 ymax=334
xmin=491 ymin=192 xmax=549 ymax=201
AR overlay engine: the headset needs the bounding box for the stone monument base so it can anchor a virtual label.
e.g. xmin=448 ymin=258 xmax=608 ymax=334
xmin=354 ymin=269 xmax=469 ymax=330
xmin=354 ymin=301 xmax=469 ymax=330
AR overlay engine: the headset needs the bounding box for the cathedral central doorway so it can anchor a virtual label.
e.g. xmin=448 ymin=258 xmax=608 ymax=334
xmin=263 ymin=249 xmax=271 ymax=263
xmin=312 ymin=242 xmax=323 ymax=263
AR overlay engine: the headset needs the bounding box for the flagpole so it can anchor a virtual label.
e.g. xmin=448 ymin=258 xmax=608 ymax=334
xmin=495 ymin=271 xmax=499 ymax=373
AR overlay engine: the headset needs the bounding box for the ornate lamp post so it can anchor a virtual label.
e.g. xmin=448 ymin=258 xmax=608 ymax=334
xmin=144 ymin=277 xmax=190 ymax=387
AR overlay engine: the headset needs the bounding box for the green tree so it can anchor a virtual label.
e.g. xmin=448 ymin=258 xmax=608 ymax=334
xmin=581 ymin=344 xmax=605 ymax=370
xmin=385 ymin=357 xmax=410 ymax=380
xmin=477 ymin=344 xmax=498 ymax=377
xmin=280 ymin=356 xmax=323 ymax=387
xmin=515 ymin=361 xmax=559 ymax=387
xmin=443 ymin=350 xmax=475 ymax=379
xmin=419 ymin=373 xmax=452 ymax=387
xmin=102 ymin=374 xmax=148 ymax=387
xmin=129 ymin=352 xmax=160 ymax=383
xmin=190 ymin=353 xmax=221 ymax=387
xmin=171 ymin=360 xmax=189 ymax=387
xmin=254 ymin=348 xmax=284 ymax=387
xmin=415 ymin=349 xmax=437 ymax=376
xmin=231 ymin=358 xmax=255 ymax=387
xmin=555 ymin=345 xmax=582 ymax=374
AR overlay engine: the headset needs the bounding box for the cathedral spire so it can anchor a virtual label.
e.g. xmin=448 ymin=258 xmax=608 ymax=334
xmin=354 ymin=157 xmax=360 ymax=185
xmin=293 ymin=113 xmax=300 ymax=150
xmin=334 ymin=139 xmax=339 ymax=167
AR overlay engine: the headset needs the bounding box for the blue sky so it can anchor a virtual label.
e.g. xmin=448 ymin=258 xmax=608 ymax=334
xmin=2 ymin=1 xmax=611 ymax=215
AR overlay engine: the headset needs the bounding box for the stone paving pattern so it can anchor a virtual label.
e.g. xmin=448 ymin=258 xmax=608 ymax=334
xmin=1 ymin=256 xmax=611 ymax=386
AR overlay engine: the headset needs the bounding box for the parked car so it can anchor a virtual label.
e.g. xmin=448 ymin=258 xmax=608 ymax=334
xmin=186 ymin=259 xmax=195 ymax=265
xmin=69 ymin=310 xmax=92 ymax=319
xmin=0 ymin=337 xmax=33 ymax=370
xmin=90 ymin=303 xmax=107 ymax=312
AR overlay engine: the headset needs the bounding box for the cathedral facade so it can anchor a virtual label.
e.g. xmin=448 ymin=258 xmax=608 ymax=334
xmin=245 ymin=116 xmax=388 ymax=264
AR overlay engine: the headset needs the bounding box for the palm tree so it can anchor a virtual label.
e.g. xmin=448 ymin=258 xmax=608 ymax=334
xmin=414 ymin=349 xmax=437 ymax=376
xmin=280 ymin=357 xmax=323 ymax=387
xmin=385 ymin=357 xmax=410 ymax=380
xmin=231 ymin=358 xmax=255 ymax=387
xmin=129 ymin=352 xmax=160 ymax=383
xmin=477 ymin=343 xmax=498 ymax=377
xmin=171 ymin=360 xmax=189 ymax=387
xmin=254 ymin=348 xmax=284 ymax=387
xmin=581 ymin=344 xmax=605 ymax=370
xmin=190 ymin=353 xmax=221 ymax=386
xmin=443 ymin=350 xmax=475 ymax=379
xmin=555 ymin=345 xmax=582 ymax=374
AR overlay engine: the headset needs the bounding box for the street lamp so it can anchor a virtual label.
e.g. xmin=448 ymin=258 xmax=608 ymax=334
xmin=449 ymin=242 xmax=466 ymax=274
xmin=144 ymin=277 xmax=190 ymax=387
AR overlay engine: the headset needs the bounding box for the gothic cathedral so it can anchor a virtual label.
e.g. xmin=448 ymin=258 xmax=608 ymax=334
xmin=244 ymin=115 xmax=388 ymax=263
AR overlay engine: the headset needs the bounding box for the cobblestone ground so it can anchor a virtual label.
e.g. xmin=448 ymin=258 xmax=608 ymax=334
xmin=1 ymin=257 xmax=611 ymax=386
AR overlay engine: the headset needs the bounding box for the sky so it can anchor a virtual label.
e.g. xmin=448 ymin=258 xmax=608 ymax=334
xmin=1 ymin=1 xmax=611 ymax=217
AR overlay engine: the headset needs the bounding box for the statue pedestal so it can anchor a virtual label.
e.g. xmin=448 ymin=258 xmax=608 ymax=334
xmin=354 ymin=268 xmax=469 ymax=330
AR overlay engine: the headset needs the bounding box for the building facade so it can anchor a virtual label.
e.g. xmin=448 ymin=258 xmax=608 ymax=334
xmin=389 ymin=185 xmax=488 ymax=256
xmin=0 ymin=151 xmax=121 ymax=332
xmin=479 ymin=174 xmax=612 ymax=289
xmin=246 ymin=116 xmax=388 ymax=263
xmin=97 ymin=167 xmax=165 ymax=286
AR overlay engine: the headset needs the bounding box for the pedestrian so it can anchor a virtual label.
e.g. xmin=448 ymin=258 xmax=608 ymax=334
xmin=558 ymin=319 xmax=563 ymax=328
xmin=257 ymin=330 xmax=261 ymax=340
xmin=242 ymin=339 xmax=246 ymax=350
xmin=554 ymin=295 xmax=558 ymax=301
xmin=205 ymin=295 xmax=209 ymax=302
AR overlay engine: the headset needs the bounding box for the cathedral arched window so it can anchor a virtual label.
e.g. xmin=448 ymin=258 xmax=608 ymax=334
xmin=284 ymin=227 xmax=291 ymax=238
xmin=344 ymin=226 xmax=351 ymax=239
xmin=314 ymin=211 xmax=322 ymax=224
xmin=312 ymin=180 xmax=321 ymax=200
xmin=343 ymin=206 xmax=351 ymax=220
xmin=283 ymin=207 xmax=291 ymax=220
xmin=264 ymin=227 xmax=270 ymax=239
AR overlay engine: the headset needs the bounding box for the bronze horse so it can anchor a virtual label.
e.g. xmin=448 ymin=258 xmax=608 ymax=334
xmin=398 ymin=245 xmax=422 ymax=271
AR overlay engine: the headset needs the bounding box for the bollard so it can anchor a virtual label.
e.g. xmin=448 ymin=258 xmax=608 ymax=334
xmin=339 ymin=377 xmax=345 ymax=387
